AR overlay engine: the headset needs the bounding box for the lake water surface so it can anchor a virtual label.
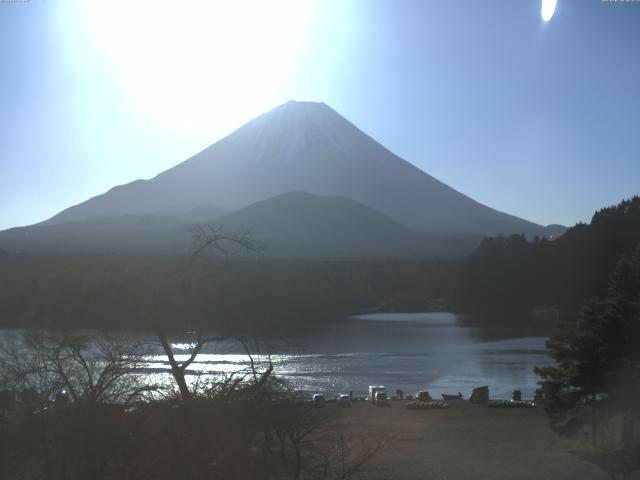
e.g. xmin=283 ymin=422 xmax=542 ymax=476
xmin=147 ymin=312 xmax=554 ymax=400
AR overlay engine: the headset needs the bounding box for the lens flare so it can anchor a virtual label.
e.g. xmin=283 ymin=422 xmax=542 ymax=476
xmin=541 ymin=0 xmax=557 ymax=22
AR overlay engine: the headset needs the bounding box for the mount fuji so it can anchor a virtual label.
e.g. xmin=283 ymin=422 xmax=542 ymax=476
xmin=0 ymin=101 xmax=563 ymax=256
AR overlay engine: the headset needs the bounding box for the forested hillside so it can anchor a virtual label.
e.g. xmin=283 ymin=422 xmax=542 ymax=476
xmin=455 ymin=197 xmax=640 ymax=313
xmin=0 ymin=253 xmax=456 ymax=332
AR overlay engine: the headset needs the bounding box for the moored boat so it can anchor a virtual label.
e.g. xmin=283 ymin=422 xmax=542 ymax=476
xmin=441 ymin=392 xmax=463 ymax=401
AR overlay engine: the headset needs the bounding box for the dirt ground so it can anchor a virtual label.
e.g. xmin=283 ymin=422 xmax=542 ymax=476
xmin=327 ymin=399 xmax=632 ymax=480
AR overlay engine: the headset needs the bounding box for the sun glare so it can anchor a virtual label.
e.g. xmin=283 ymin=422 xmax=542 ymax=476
xmin=79 ymin=0 xmax=316 ymax=131
xmin=541 ymin=0 xmax=557 ymax=22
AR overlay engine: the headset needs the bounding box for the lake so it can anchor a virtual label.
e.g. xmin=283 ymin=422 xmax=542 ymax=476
xmin=146 ymin=312 xmax=554 ymax=400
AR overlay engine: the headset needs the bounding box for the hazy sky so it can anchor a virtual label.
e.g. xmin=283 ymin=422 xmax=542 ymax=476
xmin=1 ymin=0 xmax=639 ymax=230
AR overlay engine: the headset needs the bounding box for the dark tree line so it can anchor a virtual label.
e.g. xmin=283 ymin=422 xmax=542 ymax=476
xmin=0 ymin=253 xmax=456 ymax=333
xmin=455 ymin=196 xmax=640 ymax=314
xmin=534 ymin=243 xmax=640 ymax=479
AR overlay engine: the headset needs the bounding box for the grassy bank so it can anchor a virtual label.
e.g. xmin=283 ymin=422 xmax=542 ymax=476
xmin=327 ymin=400 xmax=613 ymax=480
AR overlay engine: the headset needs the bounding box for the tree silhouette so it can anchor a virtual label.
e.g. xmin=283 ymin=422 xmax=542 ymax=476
xmin=535 ymin=243 xmax=640 ymax=447
xmin=456 ymin=196 xmax=640 ymax=315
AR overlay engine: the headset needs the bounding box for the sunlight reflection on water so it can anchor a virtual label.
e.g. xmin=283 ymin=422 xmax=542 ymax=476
xmin=142 ymin=313 xmax=553 ymax=399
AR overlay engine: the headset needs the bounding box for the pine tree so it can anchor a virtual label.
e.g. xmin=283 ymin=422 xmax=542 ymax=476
xmin=535 ymin=243 xmax=640 ymax=446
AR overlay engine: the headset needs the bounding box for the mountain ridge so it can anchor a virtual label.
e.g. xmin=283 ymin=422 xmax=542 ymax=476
xmin=2 ymin=100 xmax=565 ymax=256
xmin=215 ymin=190 xmax=426 ymax=257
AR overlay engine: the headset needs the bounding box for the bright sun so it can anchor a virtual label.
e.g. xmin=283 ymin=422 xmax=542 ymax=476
xmin=79 ymin=0 xmax=316 ymax=131
xmin=541 ymin=0 xmax=557 ymax=22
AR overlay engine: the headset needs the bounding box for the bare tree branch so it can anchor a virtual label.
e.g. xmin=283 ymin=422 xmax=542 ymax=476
xmin=185 ymin=222 xmax=263 ymax=271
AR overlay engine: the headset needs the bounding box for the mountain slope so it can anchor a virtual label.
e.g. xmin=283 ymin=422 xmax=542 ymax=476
xmin=41 ymin=101 xmax=557 ymax=238
xmin=215 ymin=191 xmax=425 ymax=257
xmin=0 ymin=214 xmax=190 ymax=254
xmin=2 ymin=192 xmax=467 ymax=256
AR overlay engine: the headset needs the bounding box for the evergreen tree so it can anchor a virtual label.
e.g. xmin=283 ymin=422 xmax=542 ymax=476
xmin=456 ymin=196 xmax=640 ymax=315
xmin=535 ymin=243 xmax=640 ymax=446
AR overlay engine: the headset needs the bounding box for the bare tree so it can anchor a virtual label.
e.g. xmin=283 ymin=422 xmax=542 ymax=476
xmin=155 ymin=329 xmax=226 ymax=401
xmin=0 ymin=330 xmax=159 ymax=480
xmin=266 ymin=401 xmax=385 ymax=480
xmin=155 ymin=222 xmax=262 ymax=401
xmin=186 ymin=222 xmax=261 ymax=269
xmin=0 ymin=330 xmax=155 ymax=407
